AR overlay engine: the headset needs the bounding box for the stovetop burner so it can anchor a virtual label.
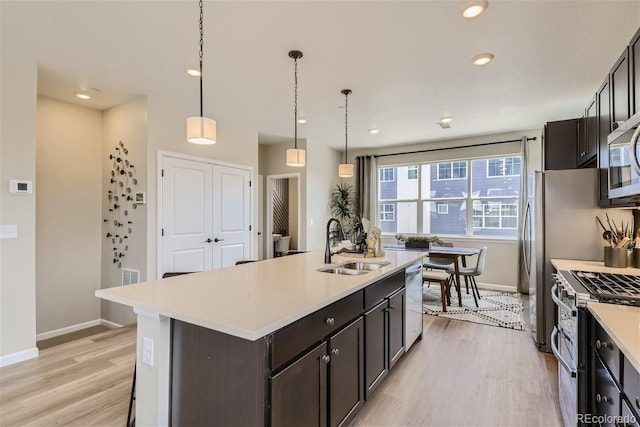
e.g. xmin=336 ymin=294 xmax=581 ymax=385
xmin=571 ymin=270 xmax=640 ymax=306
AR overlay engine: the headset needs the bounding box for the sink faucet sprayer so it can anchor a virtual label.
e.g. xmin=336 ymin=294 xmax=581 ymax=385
xmin=325 ymin=218 xmax=340 ymax=264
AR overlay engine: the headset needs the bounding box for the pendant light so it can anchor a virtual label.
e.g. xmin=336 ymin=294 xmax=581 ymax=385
xmin=187 ymin=0 xmax=217 ymax=145
xmin=338 ymin=89 xmax=354 ymax=178
xmin=286 ymin=50 xmax=305 ymax=167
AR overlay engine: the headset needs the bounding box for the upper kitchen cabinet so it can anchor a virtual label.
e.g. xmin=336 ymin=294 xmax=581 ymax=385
xmin=610 ymin=47 xmax=631 ymax=126
xmin=544 ymin=119 xmax=579 ymax=170
xmin=577 ymin=95 xmax=597 ymax=167
xmin=631 ymin=27 xmax=640 ymax=115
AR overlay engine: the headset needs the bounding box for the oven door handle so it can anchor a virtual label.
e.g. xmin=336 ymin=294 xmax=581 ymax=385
xmin=629 ymin=124 xmax=640 ymax=175
xmin=550 ymin=283 xmax=575 ymax=316
xmin=551 ymin=326 xmax=577 ymax=378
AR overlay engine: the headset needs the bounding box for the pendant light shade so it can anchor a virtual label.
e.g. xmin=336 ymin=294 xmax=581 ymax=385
xmin=187 ymin=116 xmax=217 ymax=144
xmin=187 ymin=0 xmax=217 ymax=145
xmin=338 ymin=89 xmax=353 ymax=178
xmin=286 ymin=50 xmax=305 ymax=167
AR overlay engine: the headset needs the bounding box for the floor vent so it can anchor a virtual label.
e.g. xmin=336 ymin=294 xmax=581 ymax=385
xmin=122 ymin=268 xmax=140 ymax=286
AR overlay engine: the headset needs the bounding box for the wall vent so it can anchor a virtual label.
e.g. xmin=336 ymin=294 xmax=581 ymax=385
xmin=122 ymin=268 xmax=140 ymax=286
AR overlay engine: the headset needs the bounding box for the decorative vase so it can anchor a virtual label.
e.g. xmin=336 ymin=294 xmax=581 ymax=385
xmin=604 ymin=247 xmax=628 ymax=268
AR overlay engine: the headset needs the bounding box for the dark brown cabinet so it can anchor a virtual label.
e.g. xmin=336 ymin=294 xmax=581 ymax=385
xmin=544 ymin=119 xmax=579 ymax=170
xmin=631 ymin=28 xmax=640 ymax=115
xmin=364 ymin=275 xmax=405 ymax=399
xmin=271 ymin=342 xmax=328 ymax=427
xmin=593 ymin=355 xmax=621 ymax=426
xmin=611 ymin=47 xmax=631 ymax=126
xmin=578 ymin=96 xmax=597 ymax=167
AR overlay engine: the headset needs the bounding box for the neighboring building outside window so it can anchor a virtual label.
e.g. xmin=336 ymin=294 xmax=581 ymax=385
xmin=376 ymin=155 xmax=521 ymax=238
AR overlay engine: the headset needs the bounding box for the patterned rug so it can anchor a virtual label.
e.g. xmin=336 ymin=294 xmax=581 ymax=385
xmin=423 ymin=286 xmax=525 ymax=331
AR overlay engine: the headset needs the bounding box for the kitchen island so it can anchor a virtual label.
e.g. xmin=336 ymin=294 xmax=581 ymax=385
xmin=96 ymin=250 xmax=426 ymax=426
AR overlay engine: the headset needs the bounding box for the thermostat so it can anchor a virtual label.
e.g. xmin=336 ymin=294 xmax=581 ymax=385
xmin=10 ymin=180 xmax=32 ymax=194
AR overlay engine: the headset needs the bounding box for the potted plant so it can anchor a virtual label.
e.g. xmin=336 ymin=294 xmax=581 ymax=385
xmin=329 ymin=183 xmax=363 ymax=245
xmin=403 ymin=235 xmax=445 ymax=249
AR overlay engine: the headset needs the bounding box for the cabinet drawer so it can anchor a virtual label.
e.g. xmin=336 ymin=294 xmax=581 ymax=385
xmin=271 ymin=290 xmax=363 ymax=370
xmin=364 ymin=270 xmax=404 ymax=309
xmin=594 ymin=355 xmax=621 ymax=426
xmin=594 ymin=321 xmax=621 ymax=383
xmin=623 ymin=398 xmax=639 ymax=427
xmin=624 ymin=356 xmax=640 ymax=418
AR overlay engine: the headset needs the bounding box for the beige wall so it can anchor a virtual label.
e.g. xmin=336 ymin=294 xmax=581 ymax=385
xmin=1 ymin=54 xmax=38 ymax=363
xmin=101 ymin=97 xmax=148 ymax=326
xmin=35 ymin=97 xmax=102 ymax=335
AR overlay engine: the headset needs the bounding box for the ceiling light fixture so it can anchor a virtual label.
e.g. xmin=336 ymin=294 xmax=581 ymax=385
xmin=186 ymin=69 xmax=201 ymax=77
xmin=472 ymin=53 xmax=494 ymax=66
xmin=186 ymin=0 xmax=217 ymax=145
xmin=286 ymin=50 xmax=305 ymax=167
xmin=368 ymin=128 xmax=380 ymax=135
xmin=462 ymin=0 xmax=489 ymax=18
xmin=338 ymin=89 xmax=354 ymax=178
xmin=440 ymin=116 xmax=453 ymax=123
xmin=75 ymin=92 xmax=91 ymax=100
xmin=297 ymin=118 xmax=307 ymax=124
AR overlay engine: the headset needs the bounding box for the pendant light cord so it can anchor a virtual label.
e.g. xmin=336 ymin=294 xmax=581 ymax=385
xmin=344 ymin=92 xmax=349 ymax=163
xmin=293 ymin=56 xmax=298 ymax=149
xmin=198 ymin=0 xmax=204 ymax=117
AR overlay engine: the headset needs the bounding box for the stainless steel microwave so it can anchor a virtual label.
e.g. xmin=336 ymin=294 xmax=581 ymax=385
xmin=608 ymin=112 xmax=640 ymax=199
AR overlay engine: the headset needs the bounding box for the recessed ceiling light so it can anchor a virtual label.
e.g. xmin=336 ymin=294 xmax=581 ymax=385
xmin=187 ymin=69 xmax=201 ymax=77
xmin=440 ymin=116 xmax=453 ymax=123
xmin=462 ymin=0 xmax=488 ymax=18
xmin=297 ymin=118 xmax=307 ymax=124
xmin=75 ymin=92 xmax=91 ymax=100
xmin=472 ymin=53 xmax=494 ymax=66
xmin=368 ymin=128 xmax=380 ymax=134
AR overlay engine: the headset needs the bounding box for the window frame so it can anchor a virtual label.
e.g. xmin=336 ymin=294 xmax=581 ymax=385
xmin=380 ymin=203 xmax=395 ymax=221
xmin=437 ymin=161 xmax=467 ymax=181
xmin=379 ymin=167 xmax=395 ymax=182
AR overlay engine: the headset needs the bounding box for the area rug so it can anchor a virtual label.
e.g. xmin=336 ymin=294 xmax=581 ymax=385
xmin=423 ymin=286 xmax=525 ymax=331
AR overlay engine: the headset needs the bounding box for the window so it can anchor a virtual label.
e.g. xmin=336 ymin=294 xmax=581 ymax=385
xmin=408 ymin=166 xmax=418 ymax=180
xmin=379 ymin=168 xmax=395 ymax=182
xmin=377 ymin=155 xmax=522 ymax=239
xmin=487 ymin=157 xmax=521 ymax=177
xmin=380 ymin=204 xmax=395 ymax=221
xmin=437 ymin=161 xmax=467 ymax=180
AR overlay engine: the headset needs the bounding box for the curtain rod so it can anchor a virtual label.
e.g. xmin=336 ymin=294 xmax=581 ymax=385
xmin=369 ymin=136 xmax=537 ymax=159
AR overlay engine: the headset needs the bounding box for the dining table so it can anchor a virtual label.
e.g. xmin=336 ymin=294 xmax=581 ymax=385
xmin=424 ymin=246 xmax=480 ymax=306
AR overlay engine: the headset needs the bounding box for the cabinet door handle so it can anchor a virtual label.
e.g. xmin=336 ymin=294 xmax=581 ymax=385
xmin=325 ymin=317 xmax=335 ymax=325
xmin=595 ymin=339 xmax=610 ymax=350
xmin=331 ymin=348 xmax=339 ymax=357
xmin=635 ymin=397 xmax=640 ymax=410
xmin=214 ymin=237 xmax=224 ymax=243
xmin=205 ymin=238 xmax=213 ymax=243
xmin=596 ymin=393 xmax=608 ymax=403
xmin=321 ymin=354 xmax=331 ymax=364
xmin=389 ymin=305 xmax=396 ymax=310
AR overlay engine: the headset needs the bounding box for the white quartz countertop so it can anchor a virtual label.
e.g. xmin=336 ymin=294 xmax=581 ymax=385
xmin=551 ymin=259 xmax=640 ymax=372
xmin=96 ymin=250 xmax=426 ymax=341
xmin=588 ymin=301 xmax=640 ymax=373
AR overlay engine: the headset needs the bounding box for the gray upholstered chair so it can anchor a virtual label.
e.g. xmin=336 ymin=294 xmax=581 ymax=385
xmin=423 ymin=241 xmax=454 ymax=271
xmin=446 ymin=246 xmax=487 ymax=307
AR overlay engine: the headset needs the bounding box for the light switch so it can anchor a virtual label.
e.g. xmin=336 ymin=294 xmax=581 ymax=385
xmin=0 ymin=225 xmax=18 ymax=239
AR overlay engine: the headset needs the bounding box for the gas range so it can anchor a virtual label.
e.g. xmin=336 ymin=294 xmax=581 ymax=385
xmin=571 ymin=270 xmax=640 ymax=307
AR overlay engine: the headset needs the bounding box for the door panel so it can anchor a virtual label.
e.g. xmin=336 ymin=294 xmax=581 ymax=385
xmin=388 ymin=289 xmax=405 ymax=369
xmin=161 ymin=157 xmax=213 ymax=274
xmin=213 ymin=165 xmax=251 ymax=268
xmin=364 ymin=299 xmax=388 ymax=399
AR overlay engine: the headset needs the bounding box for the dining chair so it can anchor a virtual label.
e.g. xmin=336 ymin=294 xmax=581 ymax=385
xmin=446 ymin=246 xmax=487 ymax=307
xmin=422 ymin=270 xmax=452 ymax=312
xmin=423 ymin=242 xmax=457 ymax=295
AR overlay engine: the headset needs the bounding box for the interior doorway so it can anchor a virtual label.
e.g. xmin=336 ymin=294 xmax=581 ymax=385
xmin=266 ymin=173 xmax=301 ymax=259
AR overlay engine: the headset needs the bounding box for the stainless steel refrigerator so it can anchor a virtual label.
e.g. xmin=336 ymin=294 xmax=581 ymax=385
xmin=523 ymin=169 xmax=602 ymax=353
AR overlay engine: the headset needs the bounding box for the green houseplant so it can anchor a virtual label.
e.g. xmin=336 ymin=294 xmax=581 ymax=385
xmin=329 ymin=183 xmax=363 ymax=244
xmin=396 ymin=234 xmax=445 ymax=249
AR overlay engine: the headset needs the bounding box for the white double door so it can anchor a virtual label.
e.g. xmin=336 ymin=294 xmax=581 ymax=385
xmin=161 ymin=155 xmax=251 ymax=275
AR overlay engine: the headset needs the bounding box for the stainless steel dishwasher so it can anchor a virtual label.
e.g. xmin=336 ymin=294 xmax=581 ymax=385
xmin=405 ymin=260 xmax=423 ymax=350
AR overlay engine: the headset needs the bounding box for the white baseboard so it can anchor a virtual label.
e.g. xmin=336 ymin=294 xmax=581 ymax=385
xmin=476 ymin=282 xmax=518 ymax=293
xmin=36 ymin=319 xmax=102 ymax=341
xmin=100 ymin=318 xmax=123 ymax=329
xmin=0 ymin=347 xmax=38 ymax=367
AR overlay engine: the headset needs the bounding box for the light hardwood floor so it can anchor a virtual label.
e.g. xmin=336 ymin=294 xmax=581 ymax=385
xmin=0 ymin=317 xmax=562 ymax=426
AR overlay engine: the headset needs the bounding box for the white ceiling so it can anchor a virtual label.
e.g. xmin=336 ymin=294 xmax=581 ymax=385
xmin=2 ymin=1 xmax=639 ymax=150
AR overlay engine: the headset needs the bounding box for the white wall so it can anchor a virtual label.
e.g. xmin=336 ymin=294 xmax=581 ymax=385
xmin=101 ymin=97 xmax=148 ymax=326
xmin=35 ymin=97 xmax=102 ymax=335
xmin=0 ymin=54 xmax=38 ymax=364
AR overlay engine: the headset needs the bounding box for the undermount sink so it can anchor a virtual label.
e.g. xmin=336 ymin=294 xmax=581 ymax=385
xmin=339 ymin=261 xmax=389 ymax=271
xmin=317 ymin=261 xmax=390 ymax=275
xmin=319 ymin=267 xmax=369 ymax=276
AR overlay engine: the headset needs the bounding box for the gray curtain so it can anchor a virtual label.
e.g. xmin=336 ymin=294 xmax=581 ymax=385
xmin=355 ymin=155 xmax=377 ymax=224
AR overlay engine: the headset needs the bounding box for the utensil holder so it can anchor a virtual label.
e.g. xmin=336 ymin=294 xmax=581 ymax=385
xmin=604 ymin=247 xmax=628 ymax=268
xmin=632 ymin=248 xmax=640 ymax=269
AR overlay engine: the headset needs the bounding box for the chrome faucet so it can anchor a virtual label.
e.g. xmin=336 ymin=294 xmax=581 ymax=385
xmin=325 ymin=218 xmax=340 ymax=263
